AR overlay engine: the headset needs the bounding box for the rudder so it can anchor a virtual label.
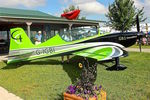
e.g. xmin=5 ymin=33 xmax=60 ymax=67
xmin=10 ymin=28 xmax=34 ymax=50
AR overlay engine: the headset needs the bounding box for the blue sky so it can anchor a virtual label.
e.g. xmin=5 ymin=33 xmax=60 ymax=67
xmin=0 ymin=0 xmax=149 ymax=22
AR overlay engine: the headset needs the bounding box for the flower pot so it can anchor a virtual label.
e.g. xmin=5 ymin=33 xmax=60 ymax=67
xmin=64 ymin=92 xmax=83 ymax=100
xmin=100 ymin=90 xmax=106 ymax=100
xmin=89 ymin=97 xmax=96 ymax=100
xmin=98 ymin=90 xmax=107 ymax=100
xmin=63 ymin=90 xmax=106 ymax=100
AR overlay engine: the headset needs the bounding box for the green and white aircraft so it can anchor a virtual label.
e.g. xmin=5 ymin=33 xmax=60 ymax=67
xmin=8 ymin=27 xmax=127 ymax=68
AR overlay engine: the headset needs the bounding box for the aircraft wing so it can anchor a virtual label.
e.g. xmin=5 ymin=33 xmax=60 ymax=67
xmin=73 ymin=46 xmax=126 ymax=61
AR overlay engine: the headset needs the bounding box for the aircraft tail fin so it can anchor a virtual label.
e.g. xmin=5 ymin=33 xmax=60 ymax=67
xmin=8 ymin=28 xmax=35 ymax=64
xmin=10 ymin=28 xmax=34 ymax=51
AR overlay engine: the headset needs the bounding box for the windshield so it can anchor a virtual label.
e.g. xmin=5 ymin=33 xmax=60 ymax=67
xmin=60 ymin=27 xmax=98 ymax=42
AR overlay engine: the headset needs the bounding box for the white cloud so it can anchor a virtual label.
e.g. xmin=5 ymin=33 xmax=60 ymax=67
xmin=0 ymin=0 xmax=46 ymax=8
xmin=72 ymin=0 xmax=107 ymax=15
xmin=133 ymin=0 xmax=150 ymax=22
xmin=61 ymin=0 xmax=107 ymax=16
xmin=133 ymin=0 xmax=144 ymax=8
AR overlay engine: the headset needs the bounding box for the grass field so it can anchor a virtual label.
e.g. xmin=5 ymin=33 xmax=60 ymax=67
xmin=0 ymin=52 xmax=150 ymax=100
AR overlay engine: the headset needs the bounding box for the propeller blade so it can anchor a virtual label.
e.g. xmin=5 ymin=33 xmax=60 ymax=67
xmin=136 ymin=15 xmax=142 ymax=52
xmin=136 ymin=15 xmax=140 ymax=32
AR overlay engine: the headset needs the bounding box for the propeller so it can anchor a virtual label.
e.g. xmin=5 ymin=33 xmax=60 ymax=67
xmin=136 ymin=14 xmax=143 ymax=52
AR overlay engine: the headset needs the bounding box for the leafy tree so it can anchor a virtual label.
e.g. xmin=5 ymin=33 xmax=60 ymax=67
xmin=81 ymin=16 xmax=86 ymax=20
xmin=63 ymin=5 xmax=77 ymax=13
xmin=106 ymin=0 xmax=146 ymax=32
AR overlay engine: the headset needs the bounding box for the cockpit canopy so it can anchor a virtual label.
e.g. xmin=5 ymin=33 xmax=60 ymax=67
xmin=60 ymin=27 xmax=98 ymax=42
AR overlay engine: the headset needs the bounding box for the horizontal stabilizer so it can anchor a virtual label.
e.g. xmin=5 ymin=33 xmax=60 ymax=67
xmin=73 ymin=46 xmax=124 ymax=61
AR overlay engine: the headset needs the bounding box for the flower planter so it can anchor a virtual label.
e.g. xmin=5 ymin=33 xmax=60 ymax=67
xmin=98 ymin=90 xmax=107 ymax=100
xmin=64 ymin=92 xmax=83 ymax=100
xmin=64 ymin=90 xmax=106 ymax=100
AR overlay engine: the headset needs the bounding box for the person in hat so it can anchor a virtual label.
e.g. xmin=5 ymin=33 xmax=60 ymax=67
xmin=35 ymin=31 xmax=42 ymax=45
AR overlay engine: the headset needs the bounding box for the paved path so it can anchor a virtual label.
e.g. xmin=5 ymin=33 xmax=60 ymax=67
xmin=125 ymin=48 xmax=150 ymax=53
xmin=0 ymin=56 xmax=23 ymax=100
xmin=0 ymin=87 xmax=22 ymax=100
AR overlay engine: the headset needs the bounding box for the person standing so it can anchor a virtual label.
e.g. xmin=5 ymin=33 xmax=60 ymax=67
xmin=61 ymin=55 xmax=70 ymax=64
xmin=43 ymin=31 xmax=49 ymax=42
xmin=35 ymin=31 xmax=42 ymax=45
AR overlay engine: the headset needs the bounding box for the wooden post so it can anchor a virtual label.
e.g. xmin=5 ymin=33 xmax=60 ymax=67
xmin=146 ymin=23 xmax=148 ymax=45
xmin=68 ymin=23 xmax=73 ymax=41
xmin=68 ymin=23 xmax=72 ymax=31
xmin=26 ymin=22 xmax=32 ymax=39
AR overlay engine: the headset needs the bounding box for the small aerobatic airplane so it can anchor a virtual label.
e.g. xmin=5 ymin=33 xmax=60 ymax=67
xmin=8 ymin=15 xmax=144 ymax=70
xmin=8 ymin=27 xmax=128 ymax=69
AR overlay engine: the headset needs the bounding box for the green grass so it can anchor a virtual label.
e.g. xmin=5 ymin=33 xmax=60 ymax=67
xmin=130 ymin=44 xmax=150 ymax=49
xmin=0 ymin=52 xmax=150 ymax=100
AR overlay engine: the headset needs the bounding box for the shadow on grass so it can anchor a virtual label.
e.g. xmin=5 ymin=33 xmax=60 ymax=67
xmin=98 ymin=60 xmax=127 ymax=71
xmin=2 ymin=56 xmax=82 ymax=84
xmin=62 ymin=56 xmax=82 ymax=84
xmin=106 ymin=65 xmax=127 ymax=71
xmin=2 ymin=58 xmax=62 ymax=70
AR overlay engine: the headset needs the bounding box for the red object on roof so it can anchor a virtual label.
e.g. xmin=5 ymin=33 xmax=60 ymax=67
xmin=61 ymin=10 xmax=80 ymax=20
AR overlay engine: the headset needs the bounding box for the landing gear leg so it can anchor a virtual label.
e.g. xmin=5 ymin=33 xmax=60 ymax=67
xmin=106 ymin=57 xmax=127 ymax=71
